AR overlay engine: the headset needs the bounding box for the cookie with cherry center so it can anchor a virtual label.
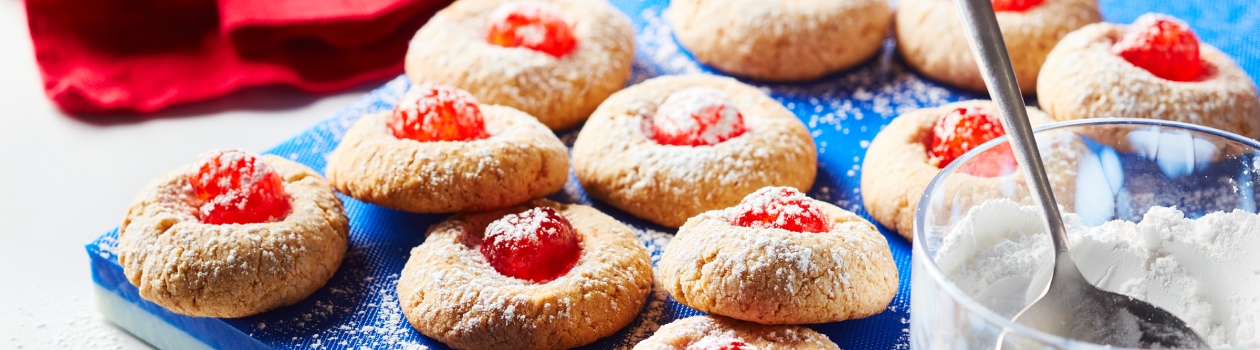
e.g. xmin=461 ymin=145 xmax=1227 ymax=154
xmin=895 ymin=0 xmax=1102 ymax=93
xmin=1038 ymin=13 xmax=1260 ymax=139
xmin=325 ymin=83 xmax=569 ymax=213
xmin=117 ymin=149 xmax=349 ymax=318
xmin=396 ymin=200 xmax=652 ymax=349
xmin=572 ymin=74 xmax=817 ymax=228
xmin=404 ymin=0 xmax=634 ymax=130
xmin=656 ymin=187 xmax=899 ymax=325
xmin=860 ymin=100 xmax=1084 ymax=240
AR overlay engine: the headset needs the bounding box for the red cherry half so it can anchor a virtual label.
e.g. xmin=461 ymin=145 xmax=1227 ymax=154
xmin=647 ymin=87 xmax=747 ymax=146
xmin=486 ymin=2 xmax=577 ymax=58
xmin=687 ymin=338 xmax=752 ymax=350
xmin=1112 ymin=14 xmax=1205 ymax=82
xmin=730 ymin=187 xmax=828 ymax=233
xmin=480 ymin=207 xmax=582 ymax=283
xmin=186 ymin=149 xmax=291 ymax=225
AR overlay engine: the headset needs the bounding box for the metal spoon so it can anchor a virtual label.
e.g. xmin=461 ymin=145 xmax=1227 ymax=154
xmin=951 ymin=0 xmax=1210 ymax=348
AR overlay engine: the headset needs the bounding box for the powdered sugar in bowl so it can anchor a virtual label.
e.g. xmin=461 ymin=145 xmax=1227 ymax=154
xmin=912 ymin=118 xmax=1260 ymax=349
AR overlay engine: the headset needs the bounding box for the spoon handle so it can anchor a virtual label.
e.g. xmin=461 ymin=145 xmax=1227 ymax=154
xmin=952 ymin=0 xmax=1072 ymax=255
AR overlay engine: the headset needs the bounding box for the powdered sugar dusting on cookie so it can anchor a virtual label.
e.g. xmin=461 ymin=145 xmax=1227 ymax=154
xmin=397 ymin=205 xmax=654 ymax=349
xmin=620 ymin=134 xmax=776 ymax=200
xmin=746 ymin=234 xmax=825 ymax=288
xmin=485 ymin=207 xmax=551 ymax=243
xmin=676 ymin=211 xmax=830 ymax=293
xmin=425 ymin=238 xmax=566 ymax=331
xmin=118 ymin=155 xmax=352 ymax=321
xmin=487 ymin=2 xmax=568 ymax=48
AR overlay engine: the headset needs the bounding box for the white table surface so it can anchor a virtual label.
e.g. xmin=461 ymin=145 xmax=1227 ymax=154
xmin=0 ymin=1 xmax=385 ymax=348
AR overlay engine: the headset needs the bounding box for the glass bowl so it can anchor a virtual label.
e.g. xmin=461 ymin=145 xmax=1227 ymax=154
xmin=910 ymin=118 xmax=1260 ymax=349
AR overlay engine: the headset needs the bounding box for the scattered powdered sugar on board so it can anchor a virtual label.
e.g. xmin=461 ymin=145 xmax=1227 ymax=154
xmin=893 ymin=317 xmax=912 ymax=350
xmin=603 ymin=284 xmax=673 ymax=350
xmin=233 ymin=246 xmax=431 ymax=349
xmin=769 ymin=42 xmax=964 ymax=119
xmin=630 ymin=225 xmax=673 ymax=266
xmin=285 ymin=273 xmax=429 ymax=350
xmin=95 ymin=232 xmax=119 ymax=261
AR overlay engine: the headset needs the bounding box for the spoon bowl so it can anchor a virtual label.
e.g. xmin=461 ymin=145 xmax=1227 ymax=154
xmin=1000 ymin=253 xmax=1209 ymax=349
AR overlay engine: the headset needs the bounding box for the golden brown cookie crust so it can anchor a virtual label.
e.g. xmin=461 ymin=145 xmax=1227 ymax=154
xmin=860 ymin=100 xmax=1071 ymax=240
xmin=397 ymin=200 xmax=653 ymax=350
xmin=634 ymin=315 xmax=840 ymax=350
xmin=325 ymin=105 xmax=569 ymax=213
xmin=118 ymin=156 xmax=349 ymax=318
xmin=1037 ymin=22 xmax=1260 ymax=139
xmin=404 ymin=0 xmax=634 ymax=130
xmin=895 ymin=0 xmax=1101 ymax=93
xmin=667 ymin=0 xmax=890 ymax=82
xmin=572 ymin=75 xmax=817 ymax=228
xmin=656 ymin=197 xmax=898 ymax=325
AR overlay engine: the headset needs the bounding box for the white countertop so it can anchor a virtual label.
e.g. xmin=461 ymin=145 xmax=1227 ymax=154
xmin=0 ymin=2 xmax=383 ymax=348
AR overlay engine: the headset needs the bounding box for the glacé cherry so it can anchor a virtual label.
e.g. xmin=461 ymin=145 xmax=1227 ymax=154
xmin=647 ymin=87 xmax=747 ymax=146
xmin=1112 ymin=14 xmax=1205 ymax=82
xmin=187 ymin=149 xmax=291 ymax=225
xmin=389 ymin=84 xmax=490 ymax=142
xmin=730 ymin=187 xmax=828 ymax=233
xmin=486 ymin=3 xmax=577 ymax=58
xmin=480 ymin=207 xmax=582 ymax=283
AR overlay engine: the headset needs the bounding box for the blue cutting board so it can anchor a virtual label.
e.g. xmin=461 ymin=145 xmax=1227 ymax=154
xmin=86 ymin=0 xmax=1260 ymax=348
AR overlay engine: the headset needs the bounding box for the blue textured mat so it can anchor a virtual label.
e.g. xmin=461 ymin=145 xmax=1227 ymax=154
xmin=87 ymin=0 xmax=1260 ymax=349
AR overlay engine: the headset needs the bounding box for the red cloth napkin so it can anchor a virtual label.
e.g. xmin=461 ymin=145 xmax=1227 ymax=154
xmin=26 ymin=0 xmax=452 ymax=114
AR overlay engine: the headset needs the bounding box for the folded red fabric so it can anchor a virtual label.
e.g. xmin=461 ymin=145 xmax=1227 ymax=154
xmin=26 ymin=0 xmax=451 ymax=114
